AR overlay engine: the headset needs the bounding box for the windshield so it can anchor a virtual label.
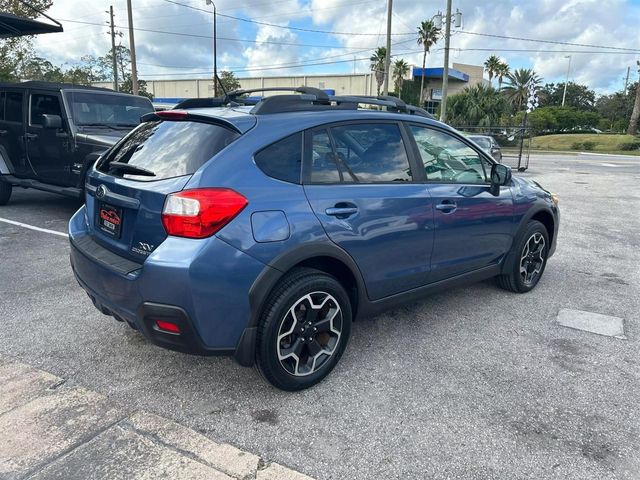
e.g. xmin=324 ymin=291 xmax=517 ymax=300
xmin=64 ymin=91 xmax=153 ymax=127
xmin=468 ymin=136 xmax=491 ymax=149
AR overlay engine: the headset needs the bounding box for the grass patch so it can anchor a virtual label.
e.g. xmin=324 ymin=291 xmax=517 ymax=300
xmin=530 ymin=134 xmax=640 ymax=155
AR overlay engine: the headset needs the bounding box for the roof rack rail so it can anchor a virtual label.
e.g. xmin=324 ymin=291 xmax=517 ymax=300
xmin=224 ymin=86 xmax=329 ymax=104
xmin=331 ymin=95 xmax=434 ymax=119
xmin=173 ymin=87 xmax=435 ymax=119
xmin=174 ymin=86 xmax=330 ymax=111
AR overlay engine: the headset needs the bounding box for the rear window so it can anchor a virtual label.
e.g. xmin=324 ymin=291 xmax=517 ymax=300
xmin=254 ymin=133 xmax=302 ymax=184
xmin=97 ymin=120 xmax=240 ymax=181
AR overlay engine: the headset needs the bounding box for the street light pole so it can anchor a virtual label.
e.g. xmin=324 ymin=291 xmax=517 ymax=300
xmin=561 ymin=55 xmax=571 ymax=106
xmin=206 ymin=0 xmax=218 ymax=96
xmin=382 ymin=0 xmax=392 ymax=96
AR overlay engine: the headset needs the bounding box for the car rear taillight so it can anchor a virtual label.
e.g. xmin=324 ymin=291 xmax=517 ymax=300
xmin=161 ymin=188 xmax=248 ymax=239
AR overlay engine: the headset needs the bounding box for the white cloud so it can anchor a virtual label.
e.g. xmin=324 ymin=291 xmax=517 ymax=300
xmin=25 ymin=0 xmax=640 ymax=93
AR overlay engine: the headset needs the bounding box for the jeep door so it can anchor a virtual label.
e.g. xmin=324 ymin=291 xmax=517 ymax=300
xmin=303 ymin=121 xmax=434 ymax=300
xmin=406 ymin=124 xmax=514 ymax=282
xmin=25 ymin=90 xmax=72 ymax=185
xmin=0 ymin=89 xmax=27 ymax=177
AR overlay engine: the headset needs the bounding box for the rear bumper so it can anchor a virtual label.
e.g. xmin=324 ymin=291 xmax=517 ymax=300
xmin=69 ymin=205 xmax=267 ymax=362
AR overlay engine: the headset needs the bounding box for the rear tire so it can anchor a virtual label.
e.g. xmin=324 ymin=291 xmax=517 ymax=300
xmin=0 ymin=181 xmax=12 ymax=205
xmin=256 ymin=268 xmax=352 ymax=391
xmin=497 ymin=220 xmax=549 ymax=293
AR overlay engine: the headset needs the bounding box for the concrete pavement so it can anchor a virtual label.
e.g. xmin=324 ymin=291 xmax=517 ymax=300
xmin=0 ymin=356 xmax=313 ymax=480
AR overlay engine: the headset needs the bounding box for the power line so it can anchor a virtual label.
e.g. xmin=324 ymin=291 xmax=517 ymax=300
xmin=460 ymin=31 xmax=640 ymax=53
xmin=161 ymin=0 xmax=415 ymax=36
xmin=453 ymin=48 xmax=640 ymax=54
xmin=137 ymin=37 xmax=418 ymax=72
xmin=138 ymin=46 xmax=422 ymax=76
xmin=59 ymin=18 xmax=371 ymax=49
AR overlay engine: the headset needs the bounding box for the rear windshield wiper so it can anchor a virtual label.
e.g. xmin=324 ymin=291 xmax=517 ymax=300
xmin=108 ymin=161 xmax=156 ymax=177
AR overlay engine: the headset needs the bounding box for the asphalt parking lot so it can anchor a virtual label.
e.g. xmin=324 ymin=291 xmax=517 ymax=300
xmin=1 ymin=153 xmax=639 ymax=479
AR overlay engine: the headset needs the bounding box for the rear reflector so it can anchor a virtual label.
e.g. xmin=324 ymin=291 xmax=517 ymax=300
xmin=156 ymin=109 xmax=189 ymax=120
xmin=162 ymin=188 xmax=248 ymax=239
xmin=155 ymin=319 xmax=181 ymax=334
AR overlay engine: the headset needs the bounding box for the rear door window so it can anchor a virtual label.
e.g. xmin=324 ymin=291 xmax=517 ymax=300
xmin=308 ymin=123 xmax=413 ymax=184
xmin=97 ymin=120 xmax=239 ymax=181
xmin=3 ymin=92 xmax=23 ymax=123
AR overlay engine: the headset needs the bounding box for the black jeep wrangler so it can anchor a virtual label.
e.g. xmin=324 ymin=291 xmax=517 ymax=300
xmin=0 ymin=81 xmax=153 ymax=205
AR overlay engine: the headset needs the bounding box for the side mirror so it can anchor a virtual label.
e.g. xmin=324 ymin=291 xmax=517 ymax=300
xmin=490 ymin=163 xmax=512 ymax=191
xmin=41 ymin=114 xmax=62 ymax=129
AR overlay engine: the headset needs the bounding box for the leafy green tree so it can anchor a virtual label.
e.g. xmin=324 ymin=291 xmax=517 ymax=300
xmin=120 ymin=74 xmax=153 ymax=99
xmin=370 ymin=46 xmax=387 ymax=96
xmin=539 ymin=82 xmax=596 ymax=110
xmin=596 ymin=88 xmax=633 ymax=132
xmin=392 ymin=59 xmax=409 ymax=100
xmin=417 ymin=20 xmax=440 ymax=104
xmin=215 ymin=70 xmax=241 ymax=94
xmin=484 ymin=55 xmax=501 ymax=84
xmin=99 ymin=44 xmax=131 ymax=85
xmin=446 ymin=84 xmax=509 ymax=127
xmin=527 ymin=106 xmax=601 ymax=134
xmin=503 ymin=68 xmax=542 ymax=111
xmin=0 ymin=0 xmax=54 ymax=81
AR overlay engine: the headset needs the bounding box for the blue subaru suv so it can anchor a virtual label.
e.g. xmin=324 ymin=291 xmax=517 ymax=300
xmin=69 ymin=88 xmax=559 ymax=390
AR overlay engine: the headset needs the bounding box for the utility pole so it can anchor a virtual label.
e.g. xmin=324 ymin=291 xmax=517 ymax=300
xmin=561 ymin=55 xmax=571 ymax=106
xmin=624 ymin=66 xmax=630 ymax=92
xmin=206 ymin=0 xmax=217 ymax=96
xmin=439 ymin=0 xmax=452 ymax=122
xmin=126 ymin=0 xmax=139 ymax=95
xmin=382 ymin=0 xmax=392 ymax=96
xmin=108 ymin=6 xmax=118 ymax=92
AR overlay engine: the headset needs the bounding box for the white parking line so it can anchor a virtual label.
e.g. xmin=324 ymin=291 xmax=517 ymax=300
xmin=600 ymin=163 xmax=622 ymax=167
xmin=0 ymin=217 xmax=68 ymax=238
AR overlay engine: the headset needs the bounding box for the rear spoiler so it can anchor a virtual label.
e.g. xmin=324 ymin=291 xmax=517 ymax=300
xmin=140 ymin=110 xmax=242 ymax=134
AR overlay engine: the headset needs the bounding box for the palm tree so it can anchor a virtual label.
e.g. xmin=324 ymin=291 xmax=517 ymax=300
xmin=484 ymin=55 xmax=501 ymax=85
xmin=417 ymin=20 xmax=440 ymax=104
xmin=446 ymin=84 xmax=509 ymax=127
xmin=393 ymin=59 xmax=409 ymax=99
xmin=496 ymin=61 xmax=510 ymax=90
xmin=502 ymin=68 xmax=542 ymax=110
xmin=370 ymin=46 xmax=387 ymax=96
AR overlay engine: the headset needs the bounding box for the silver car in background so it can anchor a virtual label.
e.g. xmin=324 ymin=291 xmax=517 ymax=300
xmin=467 ymin=135 xmax=502 ymax=162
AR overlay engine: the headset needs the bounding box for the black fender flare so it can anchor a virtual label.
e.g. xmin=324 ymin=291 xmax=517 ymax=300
xmin=75 ymin=150 xmax=107 ymax=189
xmin=501 ymin=206 xmax=555 ymax=274
xmin=233 ymin=241 xmax=367 ymax=367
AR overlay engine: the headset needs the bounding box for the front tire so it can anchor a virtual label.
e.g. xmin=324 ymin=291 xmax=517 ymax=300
xmin=497 ymin=220 xmax=549 ymax=293
xmin=0 ymin=181 xmax=12 ymax=205
xmin=256 ymin=268 xmax=352 ymax=391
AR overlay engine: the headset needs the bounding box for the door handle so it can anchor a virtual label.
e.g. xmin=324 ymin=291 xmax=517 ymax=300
xmin=326 ymin=206 xmax=358 ymax=217
xmin=0 ymin=130 xmax=7 ymax=137
xmin=435 ymin=200 xmax=457 ymax=212
xmin=24 ymin=133 xmax=38 ymax=141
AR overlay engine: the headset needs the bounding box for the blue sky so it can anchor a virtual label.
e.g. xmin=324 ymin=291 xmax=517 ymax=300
xmin=34 ymin=0 xmax=640 ymax=94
